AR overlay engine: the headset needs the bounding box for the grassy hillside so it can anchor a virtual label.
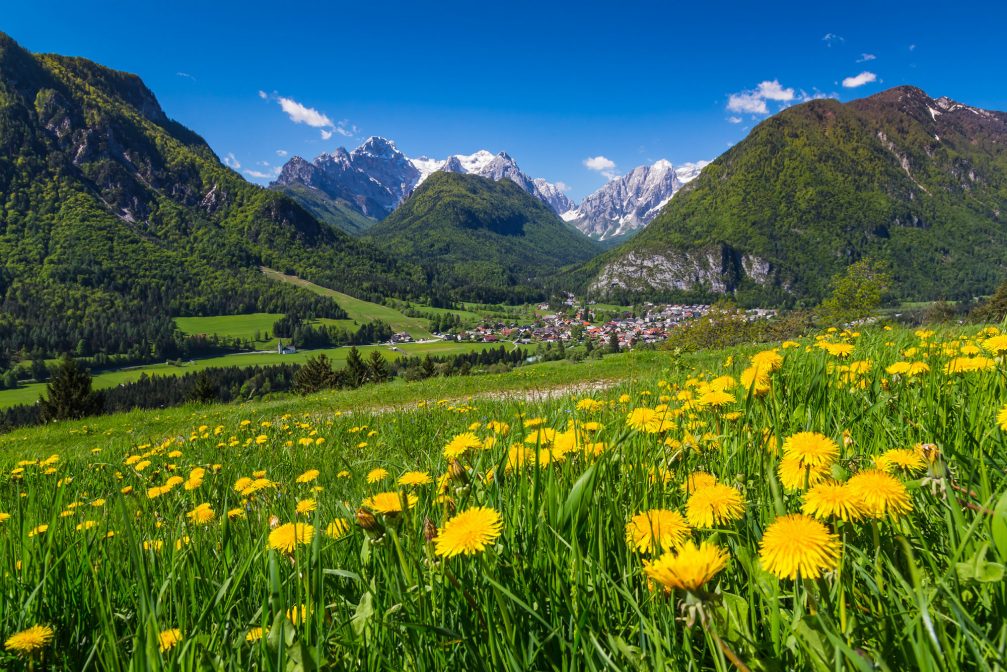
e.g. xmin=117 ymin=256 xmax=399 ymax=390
xmin=583 ymin=86 xmax=1007 ymax=304
xmin=1 ymin=327 xmax=1005 ymax=669
xmin=366 ymin=172 xmax=600 ymax=303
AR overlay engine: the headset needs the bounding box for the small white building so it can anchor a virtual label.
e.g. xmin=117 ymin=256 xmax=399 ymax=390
xmin=277 ymin=341 xmax=297 ymax=355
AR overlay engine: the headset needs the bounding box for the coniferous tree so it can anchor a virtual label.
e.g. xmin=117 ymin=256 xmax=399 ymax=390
xmin=190 ymin=372 xmax=218 ymax=403
xmin=344 ymin=347 xmax=368 ymax=387
xmin=293 ymin=354 xmax=335 ymax=395
xmin=39 ymin=354 xmax=103 ymax=421
xmin=608 ymin=331 xmax=621 ymax=354
xmin=421 ymin=354 xmax=436 ymax=379
xmin=367 ymin=351 xmax=391 ymax=383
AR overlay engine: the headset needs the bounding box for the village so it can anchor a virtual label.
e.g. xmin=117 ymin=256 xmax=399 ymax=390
xmin=389 ymin=297 xmax=777 ymax=350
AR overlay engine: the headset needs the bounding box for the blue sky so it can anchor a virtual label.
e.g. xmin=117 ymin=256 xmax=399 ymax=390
xmin=5 ymin=0 xmax=1006 ymax=200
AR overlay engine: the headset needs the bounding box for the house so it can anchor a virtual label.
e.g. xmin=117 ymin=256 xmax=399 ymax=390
xmin=277 ymin=341 xmax=297 ymax=355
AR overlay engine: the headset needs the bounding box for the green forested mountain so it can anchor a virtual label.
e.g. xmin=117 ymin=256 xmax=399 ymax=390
xmin=274 ymin=183 xmax=377 ymax=235
xmin=0 ymin=33 xmax=423 ymax=362
xmin=582 ymin=86 xmax=1007 ymax=304
xmin=365 ymin=172 xmax=601 ymax=303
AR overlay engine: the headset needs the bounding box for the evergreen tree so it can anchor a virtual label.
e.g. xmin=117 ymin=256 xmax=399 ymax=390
xmin=190 ymin=372 xmax=218 ymax=403
xmin=421 ymin=355 xmax=436 ymax=378
xmin=293 ymin=354 xmax=335 ymax=395
xmin=39 ymin=354 xmax=103 ymax=421
xmin=344 ymin=347 xmax=369 ymax=387
xmin=608 ymin=331 xmax=621 ymax=354
xmin=367 ymin=351 xmax=391 ymax=383
xmin=31 ymin=357 xmax=49 ymax=382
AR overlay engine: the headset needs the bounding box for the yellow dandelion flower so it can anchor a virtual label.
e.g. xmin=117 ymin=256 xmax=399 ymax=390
xmin=268 ymin=523 xmax=314 ymax=553
xmin=625 ymin=509 xmax=691 ymax=553
xmin=245 ymin=627 xmax=264 ymax=643
xmin=759 ymin=514 xmax=840 ymax=580
xmin=997 ymin=404 xmax=1007 ymax=432
xmin=982 ymin=334 xmax=1007 ymax=354
xmin=777 ymin=456 xmax=831 ymax=490
xmin=5 ymin=624 xmax=54 ymax=655
xmin=751 ymin=349 xmax=783 ymax=372
xmin=524 ymin=428 xmax=557 ymax=445
xmin=366 ymin=468 xmax=389 ymax=484
xmin=685 ymin=484 xmax=745 ymax=528
xmin=523 ymin=417 xmax=546 ymax=428
xmin=443 ymin=432 xmax=483 ymax=459
xmin=28 ymin=524 xmax=48 ymax=537
xmin=227 ymin=508 xmax=246 ymax=519
xmin=801 ymin=481 xmax=864 ymax=522
xmin=680 ymin=471 xmax=717 ymax=494
xmin=296 ymin=469 xmax=320 ymax=484
xmin=158 ymin=628 xmax=182 ymax=652
xmin=186 ymin=503 xmax=215 ymax=526
xmin=740 ymin=366 xmax=771 ymax=396
xmin=397 ymin=471 xmax=433 ymax=487
xmin=782 ymin=432 xmax=838 ymax=468
xmin=643 ymin=541 xmax=728 ymax=592
xmin=846 ymin=469 xmax=913 ymax=519
xmin=325 ymin=518 xmax=351 ymax=539
xmin=875 ymin=448 xmax=926 ymax=474
xmin=626 ymin=407 xmax=663 ymax=433
xmin=295 ymin=499 xmax=317 ymax=515
xmin=697 ymin=390 xmax=736 ymax=408
xmin=434 ymin=507 xmax=503 ymax=558
xmin=362 ymin=491 xmax=418 ymax=514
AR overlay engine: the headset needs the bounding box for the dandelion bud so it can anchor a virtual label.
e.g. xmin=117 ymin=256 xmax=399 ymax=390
xmin=423 ymin=517 xmax=438 ymax=542
xmin=355 ymin=508 xmax=380 ymax=532
xmin=449 ymin=460 xmax=468 ymax=484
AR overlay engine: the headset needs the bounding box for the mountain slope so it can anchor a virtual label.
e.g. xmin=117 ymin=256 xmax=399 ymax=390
xmin=272 ymin=138 xmax=574 ymax=228
xmin=584 ymin=86 xmax=1007 ymax=303
xmin=564 ymin=160 xmax=709 ymax=242
xmin=365 ymin=172 xmax=600 ymax=302
xmin=0 ymin=33 xmax=422 ymax=361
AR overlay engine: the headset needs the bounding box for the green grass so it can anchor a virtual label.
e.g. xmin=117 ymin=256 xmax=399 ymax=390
xmin=262 ymin=267 xmax=435 ymax=338
xmin=0 ymin=341 xmax=504 ymax=410
xmin=3 ymin=327 xmax=1007 ymax=669
xmin=175 ymin=313 xmax=283 ymax=342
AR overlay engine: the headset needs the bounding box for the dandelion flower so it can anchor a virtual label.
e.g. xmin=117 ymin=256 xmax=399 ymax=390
xmin=846 ymin=469 xmax=913 ymax=519
xmin=268 ymin=523 xmax=314 ymax=554
xmin=697 ymin=390 xmax=735 ymax=408
xmin=997 ymin=404 xmax=1007 ymax=432
xmin=751 ymin=349 xmax=783 ymax=372
xmin=626 ymin=408 xmax=663 ymax=433
xmin=777 ymin=456 xmax=831 ymax=490
xmin=5 ymin=624 xmax=54 ymax=655
xmin=434 ymin=507 xmax=503 ymax=558
xmin=625 ymin=509 xmax=691 ymax=553
xmin=685 ymin=484 xmax=745 ymax=528
xmin=398 ymin=471 xmax=433 ymax=487
xmin=158 ymin=628 xmax=182 ymax=652
xmin=443 ymin=432 xmax=482 ymax=459
xmin=782 ymin=432 xmax=838 ymax=468
xmin=740 ymin=366 xmax=771 ymax=396
xmin=28 ymin=524 xmax=48 ymax=537
xmin=681 ymin=471 xmax=717 ymax=494
xmin=186 ymin=503 xmax=215 ymax=526
xmin=366 ymin=468 xmax=389 ymax=484
xmin=801 ymin=481 xmax=864 ymax=522
xmin=325 ymin=518 xmax=351 ymax=539
xmin=875 ymin=448 xmax=925 ymax=474
xmin=759 ymin=514 xmax=840 ymax=580
xmin=246 ymin=627 xmax=264 ymax=643
xmin=296 ymin=469 xmax=320 ymax=484
xmin=362 ymin=491 xmax=417 ymax=514
xmin=643 ymin=541 xmax=728 ymax=592
xmin=295 ymin=499 xmax=317 ymax=515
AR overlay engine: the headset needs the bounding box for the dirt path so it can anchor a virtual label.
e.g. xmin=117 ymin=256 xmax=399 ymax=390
xmin=351 ymin=379 xmax=618 ymax=416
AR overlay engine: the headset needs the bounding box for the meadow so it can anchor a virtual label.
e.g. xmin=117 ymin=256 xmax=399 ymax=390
xmin=0 ymin=341 xmax=502 ymax=410
xmin=2 ymin=326 xmax=1007 ymax=669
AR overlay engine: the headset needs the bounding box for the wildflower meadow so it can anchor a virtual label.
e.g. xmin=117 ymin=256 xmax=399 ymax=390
xmin=2 ymin=325 xmax=1007 ymax=670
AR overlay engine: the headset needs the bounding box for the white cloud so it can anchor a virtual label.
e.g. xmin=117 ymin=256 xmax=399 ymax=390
xmin=728 ymin=116 xmax=743 ymax=124
xmin=277 ymin=96 xmax=333 ymax=128
xmin=258 ymin=90 xmax=268 ymax=100
xmin=822 ymin=33 xmax=844 ymax=46
xmin=223 ymin=153 xmax=241 ymax=170
xmin=584 ymin=156 xmax=615 ymax=171
xmin=726 ymin=80 xmax=795 ymax=115
xmin=176 ymin=72 xmax=196 ymax=81
xmin=857 ymin=53 xmax=876 ymax=63
xmin=243 ymin=169 xmax=272 ymax=179
xmin=842 ymin=71 xmax=877 ymax=88
xmin=554 ymin=181 xmax=570 ymax=192
xmin=320 ymin=129 xmax=333 ymax=140
xmin=584 ymin=156 xmax=617 ymax=179
xmin=909 ymin=43 xmax=916 ymax=51
xmin=276 ymin=149 xmax=288 ymax=157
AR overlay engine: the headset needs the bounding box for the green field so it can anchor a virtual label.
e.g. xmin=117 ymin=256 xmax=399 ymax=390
xmin=262 ymin=267 xmax=436 ymax=338
xmin=0 ymin=341 xmax=504 ymax=410
xmin=2 ymin=327 xmax=1006 ymax=668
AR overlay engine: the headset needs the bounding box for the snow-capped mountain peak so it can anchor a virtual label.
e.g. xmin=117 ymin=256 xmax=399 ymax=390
xmin=564 ymin=158 xmax=709 ymax=241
